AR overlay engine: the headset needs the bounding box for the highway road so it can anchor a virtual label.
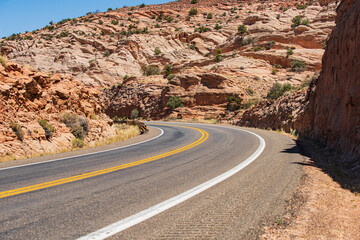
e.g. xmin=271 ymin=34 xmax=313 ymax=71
xmin=0 ymin=122 xmax=304 ymax=239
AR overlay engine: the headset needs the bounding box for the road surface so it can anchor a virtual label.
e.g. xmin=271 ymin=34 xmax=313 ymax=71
xmin=0 ymin=122 xmax=304 ymax=239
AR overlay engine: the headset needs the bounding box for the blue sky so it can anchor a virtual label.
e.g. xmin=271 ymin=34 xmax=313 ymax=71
xmin=0 ymin=0 xmax=173 ymax=38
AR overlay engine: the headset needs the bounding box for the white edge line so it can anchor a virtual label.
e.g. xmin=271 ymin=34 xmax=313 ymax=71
xmin=0 ymin=128 xmax=164 ymax=171
xmin=77 ymin=127 xmax=266 ymax=240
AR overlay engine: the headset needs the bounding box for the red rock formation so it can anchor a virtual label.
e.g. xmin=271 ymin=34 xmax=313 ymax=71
xmin=0 ymin=61 xmax=116 ymax=159
xmin=300 ymin=0 xmax=360 ymax=157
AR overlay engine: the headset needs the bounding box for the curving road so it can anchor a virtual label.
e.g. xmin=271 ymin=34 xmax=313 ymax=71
xmin=0 ymin=122 xmax=304 ymax=239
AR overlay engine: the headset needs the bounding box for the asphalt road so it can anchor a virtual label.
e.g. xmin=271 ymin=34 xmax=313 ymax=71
xmin=0 ymin=122 xmax=304 ymax=239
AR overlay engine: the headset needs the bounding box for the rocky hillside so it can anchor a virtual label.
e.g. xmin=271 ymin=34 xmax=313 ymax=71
xmin=0 ymin=0 xmax=337 ymax=119
xmin=0 ymin=60 xmax=116 ymax=159
xmin=237 ymin=0 xmax=359 ymax=158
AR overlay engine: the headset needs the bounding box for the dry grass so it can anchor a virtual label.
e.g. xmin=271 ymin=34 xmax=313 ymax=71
xmin=92 ymin=124 xmax=140 ymax=147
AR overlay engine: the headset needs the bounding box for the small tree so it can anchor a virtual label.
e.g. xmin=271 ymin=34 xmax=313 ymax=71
xmin=139 ymin=3 xmax=146 ymax=8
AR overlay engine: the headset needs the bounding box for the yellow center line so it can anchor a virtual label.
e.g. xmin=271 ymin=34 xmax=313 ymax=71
xmin=0 ymin=125 xmax=209 ymax=199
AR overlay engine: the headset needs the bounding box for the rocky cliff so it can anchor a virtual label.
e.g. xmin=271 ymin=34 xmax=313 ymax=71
xmin=0 ymin=61 xmax=116 ymax=159
xmin=301 ymin=0 xmax=360 ymax=157
xmin=238 ymin=0 xmax=359 ymax=158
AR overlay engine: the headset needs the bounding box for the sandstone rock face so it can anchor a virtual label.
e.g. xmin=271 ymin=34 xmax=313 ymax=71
xmin=0 ymin=0 xmax=336 ymax=89
xmin=301 ymin=0 xmax=360 ymax=157
xmin=238 ymin=90 xmax=307 ymax=132
xmin=0 ymin=62 xmax=116 ymax=159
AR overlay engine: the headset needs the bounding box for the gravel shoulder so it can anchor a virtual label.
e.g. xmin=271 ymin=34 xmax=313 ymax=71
xmin=261 ymin=139 xmax=360 ymax=240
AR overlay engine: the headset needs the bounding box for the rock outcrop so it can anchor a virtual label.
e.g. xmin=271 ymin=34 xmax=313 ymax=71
xmin=0 ymin=61 xmax=116 ymax=159
xmin=301 ymin=0 xmax=360 ymax=157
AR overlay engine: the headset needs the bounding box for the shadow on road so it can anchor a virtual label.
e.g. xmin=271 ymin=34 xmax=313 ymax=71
xmin=282 ymin=138 xmax=360 ymax=194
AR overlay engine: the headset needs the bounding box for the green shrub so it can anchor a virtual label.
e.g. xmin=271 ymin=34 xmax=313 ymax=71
xmin=0 ymin=56 xmax=7 ymax=67
xmin=60 ymin=112 xmax=89 ymax=140
xmin=103 ymin=50 xmax=110 ymax=57
xmin=142 ymin=64 xmax=160 ymax=76
xmin=154 ymin=47 xmax=161 ymax=55
xmin=163 ymin=64 xmax=172 ymax=76
xmin=291 ymin=60 xmax=306 ymax=72
xmin=191 ymin=0 xmax=198 ymax=3
xmin=238 ymin=24 xmax=247 ymax=34
xmin=242 ymin=37 xmax=253 ymax=46
xmin=38 ymin=119 xmax=55 ymax=139
xmin=139 ymin=3 xmax=146 ymax=8
xmin=111 ymin=20 xmax=118 ymax=25
xmin=10 ymin=122 xmax=23 ymax=141
xmin=72 ymin=138 xmax=85 ymax=148
xmin=227 ymin=95 xmax=243 ymax=111
xmin=188 ymin=8 xmax=198 ymax=16
xmin=167 ymin=74 xmax=176 ymax=81
xmin=131 ymin=109 xmax=139 ymax=119
xmin=296 ymin=4 xmax=307 ymax=9
xmin=286 ymin=48 xmax=294 ymax=57
xmin=167 ymin=96 xmax=183 ymax=109
xmin=207 ymin=13 xmax=213 ymax=19
xmin=214 ymin=24 xmax=222 ymax=30
xmin=98 ymin=20 xmax=103 ymax=24
xmin=272 ymin=69 xmax=278 ymax=75
xmin=214 ymin=53 xmax=223 ymax=62
xmin=252 ymin=46 xmax=262 ymax=52
xmin=266 ymin=83 xmax=293 ymax=99
xmin=123 ymin=74 xmax=129 ymax=80
xmin=195 ymin=26 xmax=210 ymax=33
xmin=291 ymin=16 xmax=310 ymax=28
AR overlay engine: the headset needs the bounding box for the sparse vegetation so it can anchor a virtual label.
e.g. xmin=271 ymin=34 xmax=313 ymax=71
xmin=154 ymin=47 xmax=162 ymax=55
xmin=130 ymin=109 xmax=139 ymax=119
xmin=291 ymin=60 xmax=306 ymax=72
xmin=191 ymin=0 xmax=198 ymax=4
xmin=227 ymin=95 xmax=243 ymax=111
xmin=38 ymin=119 xmax=55 ymax=139
xmin=188 ymin=8 xmax=198 ymax=16
xmin=0 ymin=56 xmax=7 ymax=67
xmin=167 ymin=74 xmax=176 ymax=82
xmin=167 ymin=96 xmax=183 ymax=109
xmin=291 ymin=16 xmax=310 ymax=28
xmin=163 ymin=64 xmax=172 ymax=76
xmin=72 ymin=138 xmax=85 ymax=148
xmin=266 ymin=83 xmax=293 ymax=100
xmin=286 ymin=48 xmax=294 ymax=58
xmin=60 ymin=112 xmax=89 ymax=140
xmin=10 ymin=122 xmax=23 ymax=141
xmin=238 ymin=24 xmax=247 ymax=34
xmin=141 ymin=64 xmax=160 ymax=76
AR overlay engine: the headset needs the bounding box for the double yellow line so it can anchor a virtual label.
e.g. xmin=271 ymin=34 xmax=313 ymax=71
xmin=0 ymin=125 xmax=209 ymax=199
